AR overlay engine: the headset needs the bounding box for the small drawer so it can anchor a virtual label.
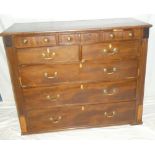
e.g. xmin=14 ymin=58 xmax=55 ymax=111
xmin=82 ymin=40 xmax=139 ymax=61
xmin=80 ymin=32 xmax=100 ymax=44
xmin=23 ymin=80 xmax=136 ymax=110
xmin=17 ymin=45 xmax=79 ymax=65
xmin=59 ymin=33 xmax=80 ymax=45
xmin=103 ymin=31 xmax=123 ymax=41
xmin=14 ymin=35 xmax=56 ymax=48
xmin=26 ymin=102 xmax=135 ymax=133
xmin=123 ymin=29 xmax=142 ymax=40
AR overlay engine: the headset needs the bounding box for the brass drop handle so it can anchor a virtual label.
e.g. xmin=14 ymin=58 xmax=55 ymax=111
xmin=42 ymin=48 xmax=56 ymax=60
xmin=49 ymin=116 xmax=62 ymax=123
xmin=46 ymin=94 xmax=60 ymax=101
xmin=44 ymin=38 xmax=49 ymax=42
xmin=104 ymin=111 xmax=116 ymax=118
xmin=44 ymin=72 xmax=57 ymax=79
xmin=109 ymin=33 xmax=114 ymax=38
xmin=103 ymin=67 xmax=117 ymax=74
xmin=128 ymin=32 xmax=133 ymax=37
xmin=67 ymin=36 xmax=72 ymax=41
xmin=102 ymin=88 xmax=117 ymax=95
xmin=23 ymin=39 xmax=28 ymax=44
xmin=102 ymin=47 xmax=118 ymax=55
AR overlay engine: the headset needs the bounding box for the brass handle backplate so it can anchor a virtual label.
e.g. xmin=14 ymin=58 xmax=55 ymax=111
xmin=42 ymin=48 xmax=56 ymax=60
xmin=49 ymin=116 xmax=62 ymax=123
xmin=104 ymin=111 xmax=116 ymax=118
xmin=44 ymin=72 xmax=57 ymax=79
xmin=102 ymin=48 xmax=118 ymax=55
xmin=101 ymin=44 xmax=118 ymax=55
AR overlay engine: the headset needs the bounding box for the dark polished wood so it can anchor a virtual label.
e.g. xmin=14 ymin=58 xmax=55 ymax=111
xmin=19 ymin=60 xmax=138 ymax=87
xmin=0 ymin=18 xmax=151 ymax=134
xmin=23 ymin=80 xmax=136 ymax=110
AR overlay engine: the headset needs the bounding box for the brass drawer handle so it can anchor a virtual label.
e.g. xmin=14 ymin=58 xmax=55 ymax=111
xmin=103 ymin=67 xmax=117 ymax=74
xmin=49 ymin=116 xmax=62 ymax=123
xmin=102 ymin=47 xmax=118 ymax=55
xmin=44 ymin=72 xmax=57 ymax=79
xmin=109 ymin=33 xmax=114 ymax=38
xmin=46 ymin=94 xmax=60 ymax=101
xmin=104 ymin=111 xmax=116 ymax=118
xmin=44 ymin=38 xmax=49 ymax=42
xmin=102 ymin=88 xmax=117 ymax=95
xmin=128 ymin=32 xmax=133 ymax=37
xmin=67 ymin=36 xmax=72 ymax=41
xmin=42 ymin=48 xmax=56 ymax=60
xmin=23 ymin=39 xmax=28 ymax=44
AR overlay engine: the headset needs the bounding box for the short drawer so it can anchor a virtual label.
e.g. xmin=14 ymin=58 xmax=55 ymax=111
xmin=26 ymin=102 xmax=136 ymax=133
xmin=17 ymin=45 xmax=80 ymax=65
xmin=80 ymin=32 xmax=100 ymax=44
xmin=14 ymin=35 xmax=56 ymax=48
xmin=19 ymin=60 xmax=138 ymax=87
xmin=102 ymin=29 xmax=142 ymax=41
xmin=59 ymin=33 xmax=80 ymax=45
xmin=82 ymin=41 xmax=139 ymax=61
xmin=23 ymin=80 xmax=136 ymax=110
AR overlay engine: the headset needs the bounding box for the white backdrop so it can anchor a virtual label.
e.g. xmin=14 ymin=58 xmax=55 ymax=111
xmin=0 ymin=0 xmax=155 ymax=105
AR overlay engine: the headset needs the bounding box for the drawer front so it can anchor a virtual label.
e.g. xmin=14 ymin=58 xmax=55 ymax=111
xmin=19 ymin=64 xmax=79 ymax=87
xmin=102 ymin=29 xmax=142 ymax=41
xmin=79 ymin=60 xmax=138 ymax=82
xmin=26 ymin=102 xmax=135 ymax=133
xmin=81 ymin=32 xmax=100 ymax=44
xmin=17 ymin=46 xmax=79 ymax=65
xmin=23 ymin=80 xmax=136 ymax=109
xmin=14 ymin=35 xmax=56 ymax=48
xmin=59 ymin=33 xmax=80 ymax=45
xmin=123 ymin=29 xmax=142 ymax=40
xmin=82 ymin=41 xmax=139 ymax=61
xmin=19 ymin=60 xmax=138 ymax=87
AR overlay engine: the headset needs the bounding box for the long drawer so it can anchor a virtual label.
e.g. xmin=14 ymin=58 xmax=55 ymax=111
xmin=26 ymin=102 xmax=136 ymax=133
xmin=17 ymin=45 xmax=80 ymax=65
xmin=19 ymin=60 xmax=138 ymax=87
xmin=23 ymin=80 xmax=136 ymax=109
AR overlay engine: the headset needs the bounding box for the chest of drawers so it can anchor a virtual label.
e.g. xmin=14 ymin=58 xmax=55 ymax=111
xmin=0 ymin=18 xmax=151 ymax=134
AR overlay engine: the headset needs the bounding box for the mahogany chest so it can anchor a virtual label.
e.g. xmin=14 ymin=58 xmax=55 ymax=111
xmin=0 ymin=18 xmax=151 ymax=134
